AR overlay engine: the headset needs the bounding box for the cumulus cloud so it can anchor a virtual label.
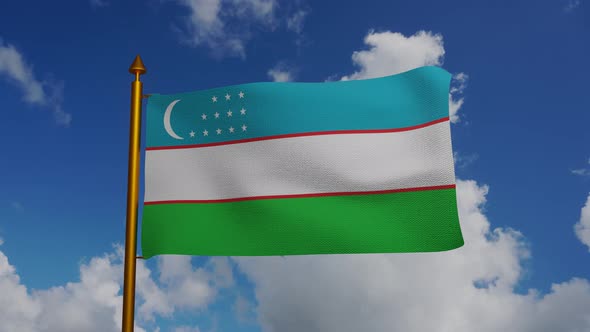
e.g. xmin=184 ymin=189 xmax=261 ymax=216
xmin=0 ymin=249 xmax=42 ymax=332
xmin=232 ymin=30 xmax=590 ymax=332
xmin=139 ymin=255 xmax=234 ymax=322
xmin=341 ymin=31 xmax=445 ymax=80
xmin=175 ymin=0 xmax=277 ymax=58
xmin=156 ymin=256 xmax=216 ymax=311
xmin=0 ymin=246 xmax=135 ymax=332
xmin=235 ymin=180 xmax=590 ymax=332
xmin=340 ymin=30 xmax=467 ymax=123
xmin=0 ymin=39 xmax=71 ymax=125
xmin=0 ymin=245 xmax=233 ymax=331
xmin=574 ymin=194 xmax=590 ymax=251
xmin=267 ymin=66 xmax=293 ymax=82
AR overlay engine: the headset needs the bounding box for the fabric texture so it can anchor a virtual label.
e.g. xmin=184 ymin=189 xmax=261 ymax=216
xmin=141 ymin=66 xmax=463 ymax=258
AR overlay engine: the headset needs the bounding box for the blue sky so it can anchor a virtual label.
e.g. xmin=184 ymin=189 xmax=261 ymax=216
xmin=1 ymin=0 xmax=589 ymax=331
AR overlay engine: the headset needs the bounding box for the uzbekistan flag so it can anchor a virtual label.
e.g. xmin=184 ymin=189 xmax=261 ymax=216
xmin=141 ymin=66 xmax=464 ymax=258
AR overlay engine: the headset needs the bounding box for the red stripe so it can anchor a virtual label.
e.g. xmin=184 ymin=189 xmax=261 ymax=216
xmin=146 ymin=117 xmax=449 ymax=151
xmin=144 ymin=184 xmax=456 ymax=205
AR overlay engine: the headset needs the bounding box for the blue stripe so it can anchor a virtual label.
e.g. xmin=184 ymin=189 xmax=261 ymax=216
xmin=146 ymin=66 xmax=451 ymax=148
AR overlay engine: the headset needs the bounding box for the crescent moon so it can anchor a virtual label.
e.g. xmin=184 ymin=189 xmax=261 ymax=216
xmin=164 ymin=99 xmax=183 ymax=140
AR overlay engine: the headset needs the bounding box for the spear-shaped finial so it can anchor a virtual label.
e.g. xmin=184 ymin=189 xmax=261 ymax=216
xmin=122 ymin=54 xmax=146 ymax=332
xmin=128 ymin=55 xmax=146 ymax=75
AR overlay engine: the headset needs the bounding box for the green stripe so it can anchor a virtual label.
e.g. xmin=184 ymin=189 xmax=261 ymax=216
xmin=141 ymin=188 xmax=463 ymax=258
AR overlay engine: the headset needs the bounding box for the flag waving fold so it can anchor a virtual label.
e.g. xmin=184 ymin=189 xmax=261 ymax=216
xmin=141 ymin=66 xmax=463 ymax=258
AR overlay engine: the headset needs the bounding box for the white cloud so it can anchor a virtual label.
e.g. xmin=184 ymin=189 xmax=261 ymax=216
xmin=176 ymin=0 xmax=234 ymax=55
xmin=155 ymin=256 xmax=218 ymax=311
xmin=341 ymin=30 xmax=445 ymax=81
xmin=230 ymin=0 xmax=275 ymax=21
xmin=0 ymin=42 xmax=44 ymax=104
xmin=234 ymin=294 xmax=256 ymax=324
xmin=454 ymin=151 xmax=479 ymax=169
xmin=175 ymin=0 xmax=277 ymax=58
xmin=574 ymin=194 xmax=590 ymax=251
xmin=572 ymin=169 xmax=590 ymax=176
xmin=135 ymin=257 xmax=173 ymax=322
xmin=0 ymin=249 xmax=41 ymax=332
xmin=0 ymin=245 xmax=233 ymax=331
xmin=340 ymin=30 xmax=466 ymax=123
xmin=175 ymin=0 xmax=309 ymax=57
xmin=268 ymin=61 xmax=296 ymax=82
xmin=564 ymin=0 xmax=581 ymax=12
xmin=571 ymin=158 xmax=590 ymax=177
xmin=268 ymin=68 xmax=293 ymax=82
xmin=287 ymin=10 xmax=307 ymax=34
xmin=0 ymin=39 xmax=71 ymax=125
xmin=233 ymin=30 xmax=590 ymax=332
xmin=209 ymin=256 xmax=235 ymax=288
xmin=0 ymin=246 xmax=137 ymax=332
xmin=235 ymin=180 xmax=590 ymax=332
xmin=449 ymin=72 xmax=468 ymax=123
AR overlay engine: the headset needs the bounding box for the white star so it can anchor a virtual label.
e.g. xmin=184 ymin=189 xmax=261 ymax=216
xmin=203 ymin=129 xmax=209 ymax=136
xmin=201 ymin=113 xmax=207 ymax=120
xmin=225 ymin=93 xmax=231 ymax=100
xmin=212 ymin=96 xmax=217 ymax=102
xmin=229 ymin=126 xmax=235 ymax=133
xmin=214 ymin=112 xmax=220 ymax=119
xmin=241 ymin=124 xmax=247 ymax=132
xmin=227 ymin=110 xmax=233 ymax=117
xmin=216 ymin=128 xmax=222 ymax=135
xmin=189 ymin=131 xmax=195 ymax=137
xmin=240 ymin=108 xmax=246 ymax=115
xmin=238 ymin=91 xmax=244 ymax=98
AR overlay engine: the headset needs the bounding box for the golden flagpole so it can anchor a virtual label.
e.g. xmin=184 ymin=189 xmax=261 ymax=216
xmin=122 ymin=55 xmax=146 ymax=332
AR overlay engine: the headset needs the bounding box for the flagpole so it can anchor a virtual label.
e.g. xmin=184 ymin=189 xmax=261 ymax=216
xmin=122 ymin=55 xmax=146 ymax=332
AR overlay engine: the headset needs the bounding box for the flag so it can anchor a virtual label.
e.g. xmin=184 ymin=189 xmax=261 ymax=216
xmin=141 ymin=66 xmax=463 ymax=258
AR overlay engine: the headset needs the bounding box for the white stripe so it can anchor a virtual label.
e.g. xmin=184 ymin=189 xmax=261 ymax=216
xmin=144 ymin=122 xmax=455 ymax=202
